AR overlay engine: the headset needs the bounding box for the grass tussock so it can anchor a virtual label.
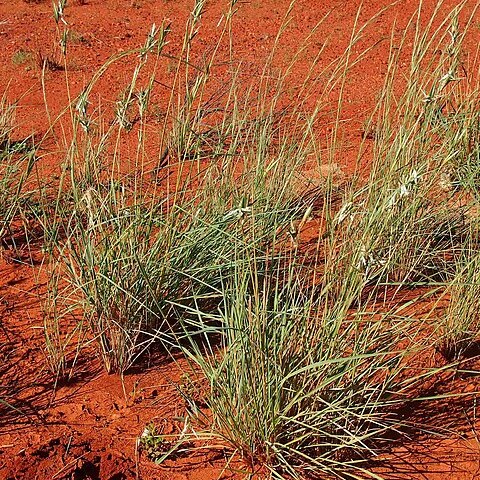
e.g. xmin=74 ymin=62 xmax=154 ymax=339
xmin=0 ymin=95 xmax=37 ymax=246
xmin=0 ymin=0 xmax=477 ymax=478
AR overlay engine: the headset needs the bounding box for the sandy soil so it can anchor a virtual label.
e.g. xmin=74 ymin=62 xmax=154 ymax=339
xmin=1 ymin=0 xmax=480 ymax=478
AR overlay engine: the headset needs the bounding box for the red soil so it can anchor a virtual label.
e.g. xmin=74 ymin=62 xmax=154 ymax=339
xmin=1 ymin=0 xmax=480 ymax=479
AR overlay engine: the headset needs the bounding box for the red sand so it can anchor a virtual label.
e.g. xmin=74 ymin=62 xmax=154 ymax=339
xmin=1 ymin=1 xmax=480 ymax=478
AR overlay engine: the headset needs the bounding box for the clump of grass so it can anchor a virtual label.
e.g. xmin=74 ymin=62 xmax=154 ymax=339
xmin=178 ymin=246 xmax=439 ymax=478
xmin=324 ymin=4 xmax=479 ymax=293
xmin=42 ymin=22 xmax=172 ymax=374
xmin=167 ymin=3 xmax=480 ymax=478
xmin=47 ymin=152 xmax=303 ymax=373
xmin=0 ymin=95 xmax=37 ymax=243
xmin=41 ymin=0 xmax=336 ymax=376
